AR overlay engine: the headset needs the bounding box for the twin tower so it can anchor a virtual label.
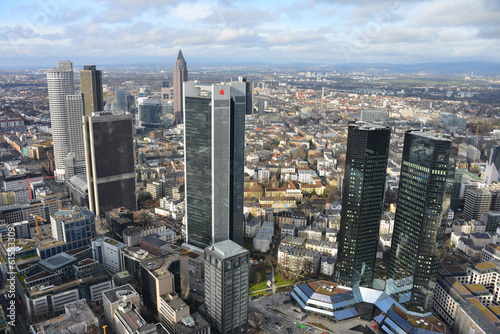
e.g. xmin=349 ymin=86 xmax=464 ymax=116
xmin=336 ymin=123 xmax=456 ymax=310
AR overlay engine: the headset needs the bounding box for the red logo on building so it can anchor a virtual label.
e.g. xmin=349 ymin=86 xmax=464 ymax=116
xmin=220 ymin=89 xmax=224 ymax=95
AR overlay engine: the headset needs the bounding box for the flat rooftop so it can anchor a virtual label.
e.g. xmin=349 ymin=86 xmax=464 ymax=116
xmin=102 ymin=284 xmax=137 ymax=304
xmin=31 ymin=299 xmax=98 ymax=334
xmin=38 ymin=252 xmax=78 ymax=271
xmin=394 ymin=304 xmax=446 ymax=333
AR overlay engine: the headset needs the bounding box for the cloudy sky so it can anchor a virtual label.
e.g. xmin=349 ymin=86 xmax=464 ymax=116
xmin=1 ymin=0 xmax=499 ymax=67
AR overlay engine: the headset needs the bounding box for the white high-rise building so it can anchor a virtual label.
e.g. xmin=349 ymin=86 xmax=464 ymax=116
xmin=45 ymin=61 xmax=85 ymax=182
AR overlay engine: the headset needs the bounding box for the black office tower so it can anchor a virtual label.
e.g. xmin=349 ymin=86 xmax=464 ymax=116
xmin=83 ymin=112 xmax=137 ymax=217
xmin=386 ymin=131 xmax=456 ymax=310
xmin=335 ymin=122 xmax=390 ymax=288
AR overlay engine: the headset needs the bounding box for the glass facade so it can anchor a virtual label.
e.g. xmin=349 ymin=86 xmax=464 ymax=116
xmin=184 ymin=95 xmax=212 ymax=249
xmin=84 ymin=113 xmax=137 ymax=216
xmin=336 ymin=123 xmax=390 ymax=287
xmin=386 ymin=131 xmax=456 ymax=310
xmin=184 ymin=82 xmax=248 ymax=249
xmin=138 ymin=99 xmax=162 ymax=128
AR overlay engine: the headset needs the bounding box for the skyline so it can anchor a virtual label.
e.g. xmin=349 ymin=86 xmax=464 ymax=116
xmin=1 ymin=0 xmax=500 ymax=67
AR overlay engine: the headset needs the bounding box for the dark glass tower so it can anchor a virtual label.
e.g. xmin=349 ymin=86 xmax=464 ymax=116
xmin=335 ymin=122 xmax=390 ymax=287
xmin=184 ymin=79 xmax=250 ymax=249
xmin=386 ymin=131 xmax=456 ymax=310
xmin=80 ymin=65 xmax=103 ymax=116
xmin=83 ymin=112 xmax=137 ymax=217
xmin=173 ymin=50 xmax=188 ymax=124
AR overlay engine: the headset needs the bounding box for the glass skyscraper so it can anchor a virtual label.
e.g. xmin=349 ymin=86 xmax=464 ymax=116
xmin=386 ymin=131 xmax=456 ymax=310
xmin=336 ymin=122 xmax=390 ymax=288
xmin=184 ymin=79 xmax=251 ymax=249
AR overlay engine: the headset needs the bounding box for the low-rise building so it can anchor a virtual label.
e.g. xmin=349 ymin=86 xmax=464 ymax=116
xmin=29 ymin=299 xmax=99 ymax=334
xmin=433 ymin=261 xmax=500 ymax=333
xmin=91 ymin=237 xmax=126 ymax=273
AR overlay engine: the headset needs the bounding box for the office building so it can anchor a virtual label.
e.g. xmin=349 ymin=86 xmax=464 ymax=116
xmin=203 ymin=240 xmax=249 ymax=334
xmin=83 ymin=112 xmax=137 ymax=217
xmin=91 ymin=237 xmax=126 ymax=272
xmin=386 ymin=131 xmax=456 ymax=310
xmin=102 ymin=284 xmax=146 ymax=334
xmin=80 ymin=65 xmax=103 ymax=116
xmin=464 ymin=188 xmax=491 ymax=221
xmin=29 ymin=299 xmax=99 ymax=334
xmin=173 ymin=50 xmax=188 ymax=124
xmin=336 ymin=122 xmax=390 ymax=288
xmin=50 ymin=208 xmax=96 ymax=251
xmin=115 ymin=88 xmax=130 ymax=112
xmin=433 ymin=261 xmax=500 ymax=333
xmin=141 ymin=255 xmax=189 ymax=319
xmin=360 ymin=109 xmax=388 ymax=123
xmin=184 ymin=79 xmax=251 ymax=249
xmin=484 ymin=146 xmax=500 ymax=184
xmin=45 ymin=61 xmax=85 ymax=182
xmin=138 ymin=97 xmax=163 ymax=128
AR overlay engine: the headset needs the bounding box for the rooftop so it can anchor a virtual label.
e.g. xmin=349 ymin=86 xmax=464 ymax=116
xmin=30 ymin=299 xmax=98 ymax=334
xmin=102 ymin=284 xmax=138 ymax=304
xmin=393 ymin=304 xmax=446 ymax=333
xmin=209 ymin=239 xmax=248 ymax=259
xmin=38 ymin=252 xmax=78 ymax=271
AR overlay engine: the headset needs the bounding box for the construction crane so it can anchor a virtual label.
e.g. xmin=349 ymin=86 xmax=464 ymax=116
xmin=470 ymin=124 xmax=500 ymax=136
xmin=29 ymin=198 xmax=72 ymax=210
xmin=17 ymin=175 xmax=56 ymax=200
xmin=29 ymin=214 xmax=47 ymax=240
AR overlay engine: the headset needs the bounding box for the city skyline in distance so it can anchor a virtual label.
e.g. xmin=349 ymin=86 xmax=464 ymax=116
xmin=1 ymin=0 xmax=500 ymax=67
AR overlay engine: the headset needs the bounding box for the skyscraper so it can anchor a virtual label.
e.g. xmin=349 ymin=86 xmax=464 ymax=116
xmin=336 ymin=122 xmax=390 ymax=288
xmin=173 ymin=50 xmax=188 ymax=124
xmin=45 ymin=61 xmax=85 ymax=182
xmin=484 ymin=146 xmax=500 ymax=184
xmin=83 ymin=112 xmax=137 ymax=217
xmin=115 ymin=88 xmax=130 ymax=112
xmin=184 ymin=79 xmax=251 ymax=249
xmin=204 ymin=240 xmax=249 ymax=334
xmin=386 ymin=131 xmax=456 ymax=310
xmin=137 ymin=97 xmax=163 ymax=128
xmin=79 ymin=65 xmax=103 ymax=116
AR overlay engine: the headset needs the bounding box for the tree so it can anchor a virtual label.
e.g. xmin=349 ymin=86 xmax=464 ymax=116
xmin=265 ymin=254 xmax=277 ymax=268
xmin=293 ymin=148 xmax=307 ymax=160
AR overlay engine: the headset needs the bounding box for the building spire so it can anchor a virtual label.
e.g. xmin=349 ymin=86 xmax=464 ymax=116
xmin=177 ymin=49 xmax=185 ymax=62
